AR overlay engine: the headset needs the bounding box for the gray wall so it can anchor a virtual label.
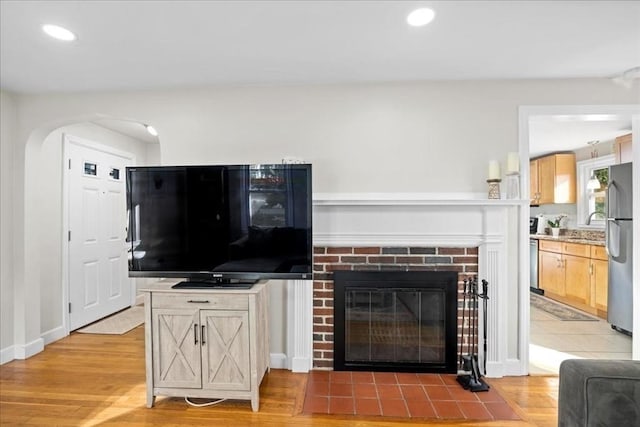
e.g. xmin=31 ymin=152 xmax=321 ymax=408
xmin=2 ymin=78 xmax=638 ymax=363
xmin=1 ymin=91 xmax=16 ymax=355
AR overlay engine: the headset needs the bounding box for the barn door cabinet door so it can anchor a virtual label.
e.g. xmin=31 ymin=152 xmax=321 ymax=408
xmin=145 ymin=284 xmax=269 ymax=412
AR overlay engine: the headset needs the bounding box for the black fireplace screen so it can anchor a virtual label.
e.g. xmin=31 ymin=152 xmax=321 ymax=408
xmin=334 ymin=271 xmax=458 ymax=373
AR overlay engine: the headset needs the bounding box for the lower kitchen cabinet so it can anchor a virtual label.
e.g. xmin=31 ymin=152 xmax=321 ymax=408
xmin=591 ymin=246 xmax=609 ymax=318
xmin=143 ymin=282 xmax=269 ymax=411
xmin=539 ymin=250 xmax=565 ymax=296
xmin=563 ymin=254 xmax=591 ymax=306
xmin=538 ymin=240 xmax=608 ymax=318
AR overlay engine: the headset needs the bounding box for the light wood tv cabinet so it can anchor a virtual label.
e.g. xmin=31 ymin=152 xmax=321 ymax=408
xmin=141 ymin=281 xmax=269 ymax=411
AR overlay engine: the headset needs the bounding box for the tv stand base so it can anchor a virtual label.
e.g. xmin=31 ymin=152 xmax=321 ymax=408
xmin=172 ymin=279 xmax=258 ymax=289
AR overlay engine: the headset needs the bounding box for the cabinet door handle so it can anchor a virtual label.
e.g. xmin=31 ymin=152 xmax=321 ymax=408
xmin=201 ymin=325 xmax=206 ymax=345
xmin=194 ymin=324 xmax=198 ymax=345
xmin=188 ymin=300 xmax=210 ymax=304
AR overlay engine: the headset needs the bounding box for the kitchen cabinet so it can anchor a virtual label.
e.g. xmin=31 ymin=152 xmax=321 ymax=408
xmin=143 ymin=282 xmax=269 ymax=411
xmin=530 ymin=153 xmax=576 ymax=205
xmin=590 ymin=245 xmax=608 ymax=318
xmin=563 ymin=254 xmax=591 ymax=306
xmin=614 ymin=133 xmax=632 ymax=164
xmin=530 ymin=159 xmax=540 ymax=205
xmin=539 ymin=249 xmax=565 ymax=296
xmin=537 ymin=240 xmax=608 ymax=318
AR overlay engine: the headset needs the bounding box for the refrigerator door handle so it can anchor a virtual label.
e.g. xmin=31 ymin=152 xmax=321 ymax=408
xmin=606 ymin=180 xmax=618 ymax=219
xmin=606 ymin=180 xmax=613 ymax=219
xmin=605 ymin=218 xmax=614 ymax=256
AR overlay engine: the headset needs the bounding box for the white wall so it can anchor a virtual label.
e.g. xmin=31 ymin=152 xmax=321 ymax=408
xmin=38 ymin=123 xmax=157 ymax=335
xmin=5 ymin=78 xmax=639 ymax=364
xmin=1 ymin=91 xmax=16 ymax=361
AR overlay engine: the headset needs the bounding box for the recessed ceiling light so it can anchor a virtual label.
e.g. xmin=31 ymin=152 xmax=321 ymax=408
xmin=407 ymin=8 xmax=435 ymax=27
xmin=145 ymin=125 xmax=158 ymax=136
xmin=42 ymin=24 xmax=77 ymax=41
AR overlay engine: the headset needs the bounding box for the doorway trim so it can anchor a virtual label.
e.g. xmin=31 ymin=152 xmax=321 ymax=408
xmin=518 ymin=104 xmax=640 ymax=370
xmin=61 ymin=133 xmax=136 ymax=335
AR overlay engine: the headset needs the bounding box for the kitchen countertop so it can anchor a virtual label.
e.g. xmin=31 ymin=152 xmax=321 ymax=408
xmin=530 ymin=234 xmax=605 ymax=246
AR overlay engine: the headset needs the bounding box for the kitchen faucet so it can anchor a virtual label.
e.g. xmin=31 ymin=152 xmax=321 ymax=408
xmin=586 ymin=211 xmax=601 ymax=225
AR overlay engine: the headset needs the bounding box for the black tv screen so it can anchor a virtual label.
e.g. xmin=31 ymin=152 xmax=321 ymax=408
xmin=126 ymin=164 xmax=312 ymax=286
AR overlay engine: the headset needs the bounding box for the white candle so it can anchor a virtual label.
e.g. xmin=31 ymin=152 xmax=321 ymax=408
xmin=507 ymin=152 xmax=520 ymax=174
xmin=488 ymin=160 xmax=501 ymax=180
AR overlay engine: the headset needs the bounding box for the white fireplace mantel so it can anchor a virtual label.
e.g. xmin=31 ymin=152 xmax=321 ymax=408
xmin=287 ymin=193 xmax=528 ymax=377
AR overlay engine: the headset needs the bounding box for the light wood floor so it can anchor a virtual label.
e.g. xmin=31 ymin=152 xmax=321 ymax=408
xmin=0 ymin=326 xmax=559 ymax=426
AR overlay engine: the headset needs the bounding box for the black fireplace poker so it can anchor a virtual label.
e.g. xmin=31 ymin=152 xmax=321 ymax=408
xmin=456 ymin=276 xmax=490 ymax=392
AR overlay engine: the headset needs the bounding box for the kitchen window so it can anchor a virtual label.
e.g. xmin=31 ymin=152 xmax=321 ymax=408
xmin=576 ymin=154 xmax=615 ymax=229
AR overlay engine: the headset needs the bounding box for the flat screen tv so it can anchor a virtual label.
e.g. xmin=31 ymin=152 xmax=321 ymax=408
xmin=126 ymin=164 xmax=312 ymax=288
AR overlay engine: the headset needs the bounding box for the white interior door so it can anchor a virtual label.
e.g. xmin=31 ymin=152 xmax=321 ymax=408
xmin=67 ymin=141 xmax=131 ymax=330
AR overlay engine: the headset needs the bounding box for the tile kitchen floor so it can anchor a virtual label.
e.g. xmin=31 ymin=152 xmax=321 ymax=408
xmin=529 ymin=302 xmax=632 ymax=375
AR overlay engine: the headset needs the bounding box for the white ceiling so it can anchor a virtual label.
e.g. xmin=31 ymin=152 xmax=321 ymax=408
xmin=1 ymin=1 xmax=638 ymax=150
xmin=1 ymin=1 xmax=639 ymax=93
xmin=529 ymin=115 xmax=632 ymax=158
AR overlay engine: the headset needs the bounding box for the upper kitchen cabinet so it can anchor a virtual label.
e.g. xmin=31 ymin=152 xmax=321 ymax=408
xmin=530 ymin=153 xmax=576 ymax=205
xmin=614 ymin=133 xmax=632 ymax=164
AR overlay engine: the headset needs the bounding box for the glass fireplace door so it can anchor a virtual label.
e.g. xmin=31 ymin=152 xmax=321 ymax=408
xmin=345 ymin=288 xmax=447 ymax=365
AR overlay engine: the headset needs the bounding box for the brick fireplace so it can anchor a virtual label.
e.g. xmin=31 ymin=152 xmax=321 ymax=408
xmin=312 ymin=246 xmax=478 ymax=369
xmin=284 ymin=195 xmax=526 ymax=378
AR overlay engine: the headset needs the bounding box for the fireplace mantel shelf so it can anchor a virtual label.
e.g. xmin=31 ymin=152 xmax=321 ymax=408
xmin=313 ymin=193 xmax=529 ymax=207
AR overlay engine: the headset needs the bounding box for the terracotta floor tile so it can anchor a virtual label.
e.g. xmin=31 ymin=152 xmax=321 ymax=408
xmin=476 ymin=387 xmax=506 ymax=403
xmin=417 ymin=374 xmax=445 ymax=385
xmin=380 ymin=399 xmax=409 ymax=417
xmin=374 ymin=372 xmax=398 ymax=384
xmin=446 ymin=385 xmax=481 ymax=402
xmin=395 ymin=372 xmax=420 ymax=384
xmin=432 ymin=400 xmax=464 ymax=419
xmin=330 ymin=371 xmax=352 ymax=383
xmin=400 ymin=384 xmax=426 ymax=400
xmin=406 ymin=399 xmax=437 ymax=418
xmin=424 ymin=385 xmax=452 ymax=401
xmin=309 ymin=370 xmax=330 ymax=382
xmin=484 ymin=402 xmax=521 ymax=420
xmin=440 ymin=374 xmax=461 ymax=386
xmin=353 ymin=383 xmax=378 ymax=399
xmin=305 ymin=370 xmax=514 ymax=421
xmin=329 ymin=382 xmax=353 ymax=397
xmin=376 ymin=384 xmax=402 ymax=399
xmin=329 ymin=396 xmax=354 ymax=415
xmin=458 ymin=401 xmax=493 ymax=420
xmin=355 ymin=398 xmax=381 ymax=416
xmin=351 ymin=371 xmax=374 ymax=383
xmin=303 ymin=395 xmax=329 ymax=414
xmin=306 ymin=380 xmax=330 ymax=396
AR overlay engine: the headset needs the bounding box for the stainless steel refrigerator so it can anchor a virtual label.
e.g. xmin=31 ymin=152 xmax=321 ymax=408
xmin=606 ymin=162 xmax=633 ymax=334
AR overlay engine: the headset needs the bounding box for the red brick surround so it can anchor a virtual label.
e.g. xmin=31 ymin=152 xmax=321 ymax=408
xmin=313 ymin=246 xmax=479 ymax=369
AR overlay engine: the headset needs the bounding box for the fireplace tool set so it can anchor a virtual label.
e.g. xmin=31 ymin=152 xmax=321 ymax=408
xmin=456 ymin=276 xmax=490 ymax=392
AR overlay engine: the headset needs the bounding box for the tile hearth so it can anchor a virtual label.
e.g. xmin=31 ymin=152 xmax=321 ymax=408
xmin=302 ymin=370 xmax=520 ymax=421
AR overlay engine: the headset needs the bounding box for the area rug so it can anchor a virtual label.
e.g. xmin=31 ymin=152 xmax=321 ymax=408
xmin=77 ymin=305 xmax=144 ymax=334
xmin=530 ymin=293 xmax=598 ymax=321
xmin=302 ymin=370 xmax=520 ymax=421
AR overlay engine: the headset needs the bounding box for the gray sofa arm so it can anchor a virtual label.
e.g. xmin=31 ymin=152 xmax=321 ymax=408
xmin=558 ymin=359 xmax=640 ymax=427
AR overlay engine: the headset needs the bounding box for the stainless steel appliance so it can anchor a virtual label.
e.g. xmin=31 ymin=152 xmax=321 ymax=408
xmin=530 ymin=217 xmax=539 ymax=234
xmin=606 ymin=162 xmax=633 ymax=335
xmin=530 ymin=238 xmax=542 ymax=294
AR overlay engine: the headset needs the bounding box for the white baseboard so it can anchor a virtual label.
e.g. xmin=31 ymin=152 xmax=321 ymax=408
xmin=485 ymin=359 xmax=526 ymax=378
xmin=13 ymin=337 xmax=44 ymax=360
xmin=135 ymin=294 xmax=144 ymax=306
xmin=270 ymin=353 xmax=288 ymax=369
xmin=42 ymin=326 xmax=67 ymax=346
xmin=0 ymin=346 xmax=15 ymax=364
xmin=290 ymin=356 xmax=312 ymax=373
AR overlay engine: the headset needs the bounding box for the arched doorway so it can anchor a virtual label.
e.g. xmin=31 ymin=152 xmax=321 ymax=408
xmin=20 ymin=115 xmax=160 ymax=347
